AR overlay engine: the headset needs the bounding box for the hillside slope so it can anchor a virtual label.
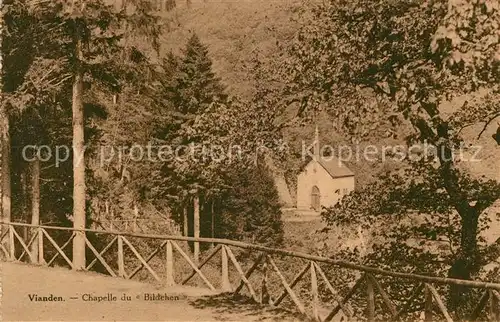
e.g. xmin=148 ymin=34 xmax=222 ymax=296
xmin=159 ymin=0 xmax=301 ymax=99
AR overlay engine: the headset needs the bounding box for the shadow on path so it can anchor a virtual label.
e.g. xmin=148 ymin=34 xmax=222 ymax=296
xmin=190 ymin=293 xmax=312 ymax=321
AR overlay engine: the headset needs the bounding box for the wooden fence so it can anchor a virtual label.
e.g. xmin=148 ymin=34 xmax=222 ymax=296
xmin=1 ymin=221 xmax=500 ymax=321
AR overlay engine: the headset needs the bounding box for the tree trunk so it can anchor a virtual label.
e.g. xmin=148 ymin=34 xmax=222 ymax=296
xmin=460 ymin=212 xmax=480 ymax=274
xmin=422 ymin=106 xmax=483 ymax=315
xmin=72 ymin=33 xmax=86 ymax=270
xmin=30 ymin=158 xmax=40 ymax=263
xmin=448 ymin=209 xmax=480 ymax=313
xmin=0 ymin=11 xmax=12 ymax=254
xmin=1 ymin=105 xmax=11 ymax=230
xmin=181 ymin=206 xmax=188 ymax=236
xmin=20 ymin=169 xmax=28 ymax=246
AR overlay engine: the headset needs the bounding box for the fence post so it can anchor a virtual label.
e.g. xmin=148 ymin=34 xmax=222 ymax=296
xmin=38 ymin=227 xmax=44 ymax=265
xmin=261 ymin=256 xmax=270 ymax=305
xmin=310 ymin=261 xmax=320 ymax=321
xmin=210 ymin=200 xmax=215 ymax=249
xmin=23 ymin=226 xmax=28 ymax=245
xmin=8 ymin=225 xmax=14 ymax=260
xmin=221 ymin=245 xmax=231 ymax=292
xmin=31 ymin=159 xmax=40 ymax=263
xmin=166 ymin=241 xmax=175 ymax=286
xmin=183 ymin=207 xmax=188 ymax=237
xmin=489 ymin=290 xmax=499 ymax=321
xmin=424 ymin=284 xmax=433 ymax=322
xmin=117 ymin=235 xmax=125 ymax=278
xmin=366 ymin=275 xmax=375 ymax=322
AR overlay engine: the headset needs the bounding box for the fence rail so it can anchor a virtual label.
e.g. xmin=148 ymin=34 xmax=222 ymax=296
xmin=1 ymin=221 xmax=499 ymax=321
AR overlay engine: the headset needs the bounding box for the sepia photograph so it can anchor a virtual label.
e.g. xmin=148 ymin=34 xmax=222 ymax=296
xmin=0 ymin=0 xmax=499 ymax=321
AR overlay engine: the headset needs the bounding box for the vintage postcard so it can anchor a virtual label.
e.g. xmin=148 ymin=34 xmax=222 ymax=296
xmin=1 ymin=0 xmax=499 ymax=321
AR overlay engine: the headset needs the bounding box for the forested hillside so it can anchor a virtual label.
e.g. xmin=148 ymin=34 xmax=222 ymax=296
xmin=1 ymin=1 xmax=500 ymax=319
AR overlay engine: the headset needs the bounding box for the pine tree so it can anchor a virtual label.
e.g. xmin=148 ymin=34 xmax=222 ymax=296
xmin=152 ymin=34 xmax=285 ymax=248
xmin=172 ymin=34 xmax=225 ymax=116
xmin=153 ymin=34 xmax=226 ymax=204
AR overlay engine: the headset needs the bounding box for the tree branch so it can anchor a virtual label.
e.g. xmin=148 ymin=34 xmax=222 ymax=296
xmin=477 ymin=112 xmax=500 ymax=139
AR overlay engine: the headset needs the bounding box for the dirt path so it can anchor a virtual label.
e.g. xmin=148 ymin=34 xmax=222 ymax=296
xmin=1 ymin=262 xmax=305 ymax=321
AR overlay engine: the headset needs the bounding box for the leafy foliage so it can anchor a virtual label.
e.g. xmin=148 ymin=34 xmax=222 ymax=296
xmin=276 ymin=0 xmax=500 ymax=315
xmin=215 ymin=162 xmax=284 ymax=247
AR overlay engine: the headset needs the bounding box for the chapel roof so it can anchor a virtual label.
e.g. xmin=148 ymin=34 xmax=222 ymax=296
xmin=315 ymin=157 xmax=355 ymax=178
xmin=300 ymin=125 xmax=355 ymax=178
